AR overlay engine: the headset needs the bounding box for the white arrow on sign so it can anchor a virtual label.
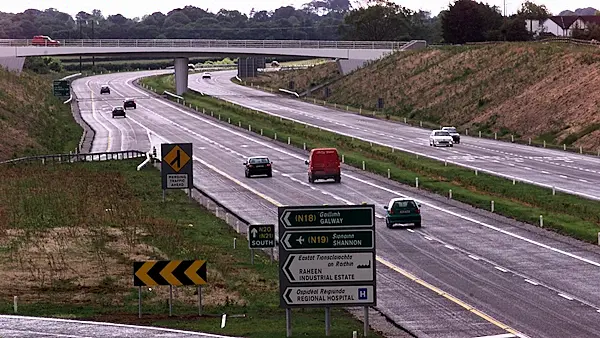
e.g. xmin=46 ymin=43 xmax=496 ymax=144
xmin=283 ymin=233 xmax=291 ymax=249
xmin=283 ymin=252 xmax=374 ymax=283
xmin=251 ymin=228 xmax=258 ymax=238
xmin=280 ymin=210 xmax=292 ymax=227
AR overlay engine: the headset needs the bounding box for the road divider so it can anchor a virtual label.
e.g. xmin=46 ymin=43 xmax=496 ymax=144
xmin=139 ymin=74 xmax=600 ymax=244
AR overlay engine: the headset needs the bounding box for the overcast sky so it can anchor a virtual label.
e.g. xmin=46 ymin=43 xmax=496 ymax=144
xmin=0 ymin=0 xmax=594 ymax=18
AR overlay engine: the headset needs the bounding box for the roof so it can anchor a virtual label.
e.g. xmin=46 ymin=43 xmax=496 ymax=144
xmin=579 ymin=15 xmax=600 ymax=25
xmin=548 ymin=16 xmax=579 ymax=29
xmin=247 ymin=156 xmax=269 ymax=159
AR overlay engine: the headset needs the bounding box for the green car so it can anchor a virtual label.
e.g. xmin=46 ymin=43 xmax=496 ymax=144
xmin=383 ymin=198 xmax=422 ymax=228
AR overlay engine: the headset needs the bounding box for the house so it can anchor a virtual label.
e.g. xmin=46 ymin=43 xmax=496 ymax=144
xmin=525 ymin=16 xmax=600 ymax=37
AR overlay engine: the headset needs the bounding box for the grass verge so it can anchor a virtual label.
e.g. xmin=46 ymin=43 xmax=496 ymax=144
xmin=0 ymin=159 xmax=382 ymax=338
xmin=140 ymin=74 xmax=600 ymax=243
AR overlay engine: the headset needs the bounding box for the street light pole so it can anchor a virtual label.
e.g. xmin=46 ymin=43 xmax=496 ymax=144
xmin=78 ymin=19 xmax=82 ymax=72
xmin=91 ymin=20 xmax=95 ymax=68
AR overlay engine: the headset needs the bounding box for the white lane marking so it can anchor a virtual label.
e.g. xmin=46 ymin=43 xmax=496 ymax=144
xmin=0 ymin=315 xmax=239 ymax=338
xmin=468 ymin=254 xmax=481 ymax=261
xmin=193 ymin=76 xmax=600 ymax=201
xmin=560 ymin=175 xmax=568 ymax=178
xmin=495 ymin=266 xmax=508 ymax=273
xmin=444 ymin=244 xmax=456 ymax=250
xmin=473 ymin=334 xmax=517 ymax=338
xmin=82 ymin=79 xmax=112 ymax=152
xmin=125 ymin=75 xmax=600 ymax=268
xmin=424 ymin=236 xmax=433 ymax=241
xmin=525 ymin=279 xmax=539 ymax=286
xmin=541 ymin=171 xmax=550 ymax=174
xmin=558 ymin=293 xmax=574 ymax=301
xmin=407 ymin=229 xmax=415 ymax=233
xmin=579 ymin=179 xmax=589 ymax=183
xmin=522 ymin=167 xmax=532 ymax=170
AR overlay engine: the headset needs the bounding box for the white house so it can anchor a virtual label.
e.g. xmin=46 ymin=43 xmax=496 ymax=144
xmin=526 ymin=16 xmax=600 ymax=37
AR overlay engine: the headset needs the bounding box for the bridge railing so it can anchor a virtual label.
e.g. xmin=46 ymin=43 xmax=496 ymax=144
xmin=0 ymin=39 xmax=409 ymax=50
xmin=0 ymin=150 xmax=147 ymax=165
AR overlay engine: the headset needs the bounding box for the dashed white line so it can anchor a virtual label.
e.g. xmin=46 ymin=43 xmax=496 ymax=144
xmin=579 ymin=179 xmax=589 ymax=183
xmin=444 ymin=244 xmax=456 ymax=250
xmin=494 ymin=266 xmax=508 ymax=273
xmin=541 ymin=171 xmax=549 ymax=174
xmin=524 ymin=279 xmax=539 ymax=286
xmin=558 ymin=293 xmax=574 ymax=301
xmin=424 ymin=236 xmax=433 ymax=241
xmin=406 ymin=229 xmax=415 ymax=233
xmin=468 ymin=254 xmax=481 ymax=261
xmin=560 ymin=175 xmax=568 ymax=178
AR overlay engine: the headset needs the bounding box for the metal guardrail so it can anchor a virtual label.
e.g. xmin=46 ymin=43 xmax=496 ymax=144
xmin=0 ymin=39 xmax=409 ymax=50
xmin=0 ymin=150 xmax=147 ymax=165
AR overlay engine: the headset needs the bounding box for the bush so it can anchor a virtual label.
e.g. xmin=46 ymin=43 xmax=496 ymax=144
xmin=23 ymin=57 xmax=63 ymax=74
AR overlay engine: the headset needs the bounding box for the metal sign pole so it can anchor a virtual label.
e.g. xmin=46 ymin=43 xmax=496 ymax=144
xmin=250 ymin=249 xmax=254 ymax=265
xmin=188 ymin=188 xmax=192 ymax=201
xmin=162 ymin=189 xmax=165 ymax=202
xmin=364 ymin=306 xmax=369 ymax=337
xmin=198 ymin=286 xmax=203 ymax=315
xmin=169 ymin=285 xmax=173 ymax=316
xmin=325 ymin=307 xmax=331 ymax=336
xmin=271 ymin=248 xmax=274 ymax=264
xmin=138 ymin=286 xmax=142 ymax=318
xmin=286 ymin=308 xmax=292 ymax=337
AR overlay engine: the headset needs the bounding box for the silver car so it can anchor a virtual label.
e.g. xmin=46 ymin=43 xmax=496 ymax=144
xmin=429 ymin=130 xmax=454 ymax=147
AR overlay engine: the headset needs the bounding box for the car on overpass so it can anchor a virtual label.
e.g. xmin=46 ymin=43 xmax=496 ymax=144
xmin=244 ymin=156 xmax=272 ymax=178
xmin=441 ymin=126 xmax=460 ymax=144
xmin=201 ymin=72 xmax=211 ymax=79
xmin=429 ymin=130 xmax=454 ymax=147
xmin=111 ymin=107 xmax=126 ymax=118
xmin=31 ymin=35 xmax=60 ymax=46
xmin=383 ymin=198 xmax=422 ymax=228
xmin=100 ymin=85 xmax=110 ymax=95
xmin=123 ymin=98 xmax=136 ymax=109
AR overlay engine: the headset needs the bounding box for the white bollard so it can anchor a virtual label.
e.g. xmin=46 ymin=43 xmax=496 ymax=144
xmin=415 ymin=177 xmax=419 ymax=188
xmin=528 ymin=138 xmax=531 ymax=145
xmin=359 ymin=108 xmax=362 ymax=114
xmin=387 ymin=168 xmax=390 ymax=179
xmin=362 ymin=161 xmax=365 ymax=170
xmin=511 ymin=135 xmax=514 ymax=142
xmin=369 ymin=142 xmax=372 ymax=147
xmin=392 ymin=148 xmax=395 ymax=153
xmin=353 ymin=331 xmax=358 ymax=338
xmin=494 ymin=132 xmax=497 ymax=140
xmin=342 ymin=155 xmax=345 ymax=163
xmin=211 ymin=111 xmax=214 ymax=117
xmin=420 ymin=121 xmax=423 ymax=127
xmin=552 ymin=186 xmax=556 ymax=195
xmin=346 ymin=105 xmax=349 ymax=111
xmin=260 ymin=129 xmax=263 ymax=136
xmin=288 ymin=137 xmax=291 ymax=145
xmin=444 ymin=160 xmax=447 ymax=166
xmin=479 ymin=131 xmax=482 ymax=138
xmin=303 ymin=142 xmax=306 ymax=150
xmin=580 ymin=146 xmax=583 ymax=154
xmin=449 ymin=189 xmax=452 ymax=199
xmin=475 ymin=169 xmax=478 ymax=176
xmin=13 ymin=296 xmax=17 ymax=313
xmin=466 ymin=129 xmax=469 ymax=136
xmin=491 ymin=201 xmax=494 ymax=213
xmin=274 ymin=133 xmax=277 ymax=140
xmin=233 ymin=238 xmax=236 ymax=249
xmin=249 ymin=125 xmax=252 ymax=132
xmin=404 ymin=117 xmax=407 ymax=123
xmin=228 ymin=118 xmax=231 ymax=123
xmin=543 ymin=140 xmax=546 ymax=148
xmin=238 ymin=121 xmax=242 ymax=127
xmin=513 ymin=178 xmax=516 ymax=185
xmin=539 ymin=215 xmax=543 ymax=228
xmin=564 ymin=144 xmax=566 ymax=150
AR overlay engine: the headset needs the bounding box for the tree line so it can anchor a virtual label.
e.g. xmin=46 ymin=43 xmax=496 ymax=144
xmin=0 ymin=0 xmax=596 ymax=45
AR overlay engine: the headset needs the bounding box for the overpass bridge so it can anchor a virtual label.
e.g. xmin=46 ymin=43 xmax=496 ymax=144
xmin=0 ymin=38 xmax=426 ymax=94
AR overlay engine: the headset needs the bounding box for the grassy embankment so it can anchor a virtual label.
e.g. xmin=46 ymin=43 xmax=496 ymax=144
xmin=245 ymin=42 xmax=600 ymax=153
xmin=141 ymin=74 xmax=600 ymax=243
xmin=0 ymin=68 xmax=82 ymax=161
xmin=0 ymin=160 xmax=382 ymax=337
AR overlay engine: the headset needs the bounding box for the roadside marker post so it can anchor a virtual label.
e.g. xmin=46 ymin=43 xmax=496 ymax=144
xmin=278 ymin=204 xmax=376 ymax=337
xmin=160 ymin=143 xmax=193 ymax=202
xmin=134 ymin=260 xmax=207 ymax=318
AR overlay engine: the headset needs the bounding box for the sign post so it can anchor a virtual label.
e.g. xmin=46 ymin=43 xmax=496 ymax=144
xmin=161 ymin=143 xmax=193 ymax=201
xmin=278 ymin=205 xmax=376 ymax=337
xmin=52 ymin=80 xmax=70 ymax=97
xmin=248 ymin=224 xmax=275 ymax=264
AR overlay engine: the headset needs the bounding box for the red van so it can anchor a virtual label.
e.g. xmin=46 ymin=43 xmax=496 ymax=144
xmin=305 ymin=148 xmax=341 ymax=183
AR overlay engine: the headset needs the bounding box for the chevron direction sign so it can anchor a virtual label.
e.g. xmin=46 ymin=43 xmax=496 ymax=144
xmin=278 ymin=204 xmax=376 ymax=309
xmin=133 ymin=260 xmax=207 ymax=286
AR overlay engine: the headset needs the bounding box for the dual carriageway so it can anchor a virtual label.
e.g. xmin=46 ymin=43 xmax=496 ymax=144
xmin=43 ymin=69 xmax=600 ymax=338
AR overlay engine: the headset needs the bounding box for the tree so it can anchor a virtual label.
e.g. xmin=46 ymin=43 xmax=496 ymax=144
xmin=517 ymin=1 xmax=550 ymax=34
xmin=441 ymin=0 xmax=503 ymax=43
xmin=342 ymin=1 xmax=415 ymax=40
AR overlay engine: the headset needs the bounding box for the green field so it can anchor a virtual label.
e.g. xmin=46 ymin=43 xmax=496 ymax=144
xmin=140 ymin=74 xmax=600 ymax=244
xmin=0 ymin=159 xmax=383 ymax=337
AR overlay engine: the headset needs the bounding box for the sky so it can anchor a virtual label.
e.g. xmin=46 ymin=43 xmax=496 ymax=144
xmin=0 ymin=0 xmax=595 ymax=18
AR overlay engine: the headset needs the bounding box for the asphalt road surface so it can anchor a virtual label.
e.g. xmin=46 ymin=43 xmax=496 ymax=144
xmin=63 ymin=71 xmax=600 ymax=338
xmin=0 ymin=315 xmax=240 ymax=338
xmin=189 ymin=70 xmax=600 ymax=201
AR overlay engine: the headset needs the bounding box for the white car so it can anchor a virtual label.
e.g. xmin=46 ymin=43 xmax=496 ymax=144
xmin=201 ymin=72 xmax=211 ymax=79
xmin=429 ymin=130 xmax=454 ymax=147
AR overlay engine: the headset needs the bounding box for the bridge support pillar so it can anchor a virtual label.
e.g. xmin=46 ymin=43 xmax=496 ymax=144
xmin=0 ymin=56 xmax=25 ymax=73
xmin=174 ymin=57 xmax=189 ymax=95
xmin=237 ymin=56 xmax=266 ymax=78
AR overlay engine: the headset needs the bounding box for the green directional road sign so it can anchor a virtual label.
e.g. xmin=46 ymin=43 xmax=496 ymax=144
xmin=278 ymin=205 xmax=374 ymax=228
xmin=53 ymin=80 xmax=70 ymax=97
xmin=248 ymin=224 xmax=275 ymax=249
xmin=280 ymin=229 xmax=373 ymax=251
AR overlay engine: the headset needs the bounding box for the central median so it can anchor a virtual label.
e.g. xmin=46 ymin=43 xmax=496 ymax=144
xmin=139 ymin=74 xmax=600 ymax=244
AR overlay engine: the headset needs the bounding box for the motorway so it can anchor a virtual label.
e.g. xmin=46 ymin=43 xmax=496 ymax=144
xmin=64 ymin=70 xmax=600 ymax=338
xmin=0 ymin=315 xmax=239 ymax=338
xmin=189 ymin=70 xmax=600 ymax=201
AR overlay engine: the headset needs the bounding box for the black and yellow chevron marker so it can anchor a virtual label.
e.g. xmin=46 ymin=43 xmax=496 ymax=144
xmin=133 ymin=260 xmax=207 ymax=286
